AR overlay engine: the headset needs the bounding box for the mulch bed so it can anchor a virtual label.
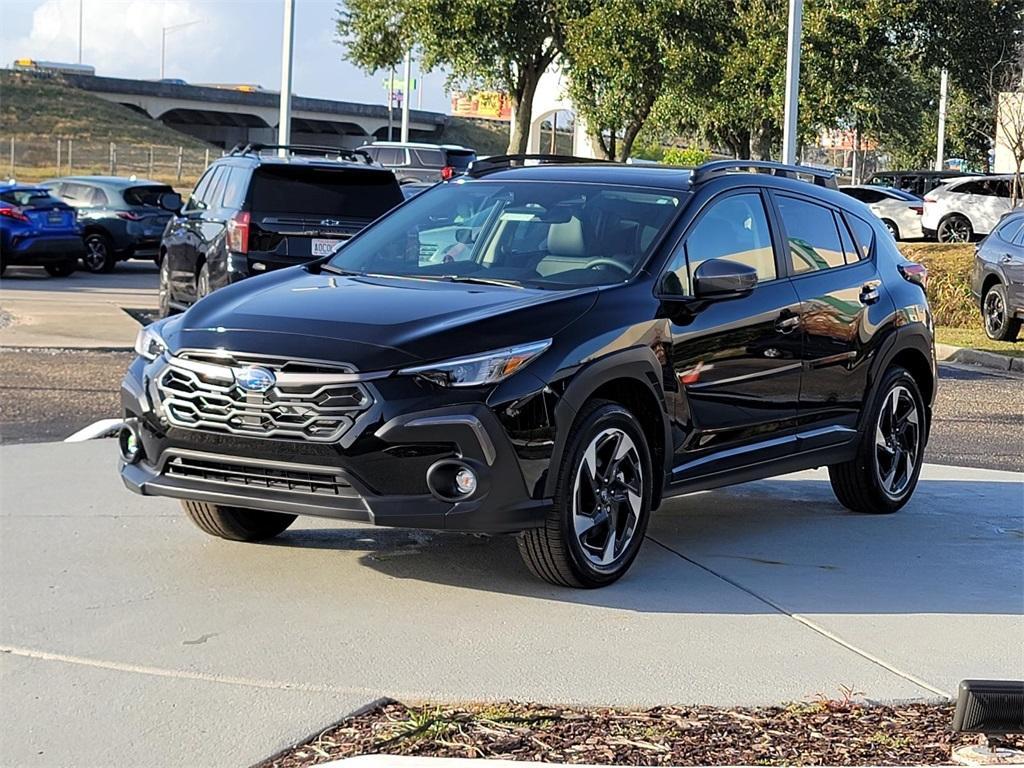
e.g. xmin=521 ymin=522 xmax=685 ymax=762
xmin=258 ymin=698 xmax=1021 ymax=766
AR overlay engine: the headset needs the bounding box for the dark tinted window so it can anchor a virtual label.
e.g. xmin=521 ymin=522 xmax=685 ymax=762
xmin=776 ymin=196 xmax=845 ymax=272
xmin=844 ymin=188 xmax=885 ymax=204
xmin=992 ymin=179 xmax=1012 ymax=198
xmin=375 ymin=148 xmax=404 ymax=166
xmin=446 ymin=150 xmax=476 ymax=170
xmin=122 ymin=185 xmax=174 ymax=207
xmin=836 ymin=214 xmax=858 ymax=262
xmin=0 ymin=188 xmax=61 ymax=207
xmin=995 ymin=217 xmax=1024 ymax=243
xmin=846 ymin=214 xmax=875 ymax=260
xmin=220 ymin=167 xmax=249 ymax=209
xmin=250 ymin=166 xmax=403 ymax=218
xmin=955 ymin=180 xmax=988 ymax=195
xmin=204 ymin=167 xmax=228 ymax=208
xmin=413 ymin=148 xmax=444 ymax=168
xmin=664 ymin=192 xmax=776 ymax=294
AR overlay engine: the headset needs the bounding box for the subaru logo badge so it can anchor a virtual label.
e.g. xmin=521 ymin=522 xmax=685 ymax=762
xmin=235 ymin=366 xmax=276 ymax=393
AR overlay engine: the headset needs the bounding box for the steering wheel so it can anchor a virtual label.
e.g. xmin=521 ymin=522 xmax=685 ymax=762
xmin=583 ymin=258 xmax=632 ymax=275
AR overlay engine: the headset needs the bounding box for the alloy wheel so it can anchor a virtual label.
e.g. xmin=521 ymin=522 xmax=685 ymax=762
xmin=941 ymin=217 xmax=970 ymax=243
xmin=83 ymin=236 xmax=108 ymax=271
xmin=197 ymin=266 xmax=210 ymax=299
xmin=985 ymin=289 xmax=1006 ymax=337
xmin=874 ymin=385 xmax=920 ymax=499
xmin=572 ymin=428 xmax=644 ymax=567
xmin=159 ymin=258 xmax=171 ymax=315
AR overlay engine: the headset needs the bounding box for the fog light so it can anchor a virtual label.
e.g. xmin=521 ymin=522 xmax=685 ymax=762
xmin=454 ymin=467 xmax=477 ymax=496
xmin=119 ymin=424 xmax=142 ymax=464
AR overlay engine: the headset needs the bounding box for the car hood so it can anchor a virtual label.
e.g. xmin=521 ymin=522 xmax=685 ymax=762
xmin=172 ymin=266 xmax=599 ymax=371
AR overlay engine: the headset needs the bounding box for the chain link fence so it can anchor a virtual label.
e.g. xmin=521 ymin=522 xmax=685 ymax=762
xmin=3 ymin=137 xmax=214 ymax=190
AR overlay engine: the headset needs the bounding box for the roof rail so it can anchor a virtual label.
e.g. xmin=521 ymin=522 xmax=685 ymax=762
xmin=467 ymin=153 xmax=610 ymax=178
xmin=229 ymin=143 xmax=372 ymax=164
xmin=691 ymin=160 xmax=838 ymax=189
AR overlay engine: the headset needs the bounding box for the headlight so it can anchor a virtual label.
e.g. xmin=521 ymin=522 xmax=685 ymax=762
xmin=134 ymin=324 xmax=167 ymax=361
xmin=400 ymin=339 xmax=551 ymax=387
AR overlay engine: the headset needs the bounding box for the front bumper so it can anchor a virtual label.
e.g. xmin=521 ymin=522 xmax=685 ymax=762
xmin=119 ymin=359 xmax=551 ymax=533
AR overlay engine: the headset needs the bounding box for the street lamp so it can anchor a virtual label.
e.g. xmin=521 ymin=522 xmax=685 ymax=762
xmin=781 ymin=0 xmax=803 ymax=165
xmin=161 ymin=20 xmax=200 ymax=80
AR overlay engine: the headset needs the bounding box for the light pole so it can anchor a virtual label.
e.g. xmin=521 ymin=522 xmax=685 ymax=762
xmin=935 ymin=68 xmax=949 ymax=172
xmin=400 ymin=48 xmax=412 ymax=142
xmin=278 ymin=0 xmax=295 ymax=155
xmin=161 ymin=20 xmax=200 ymax=80
xmin=781 ymin=0 xmax=804 ymax=165
xmin=78 ymin=0 xmax=83 ymax=64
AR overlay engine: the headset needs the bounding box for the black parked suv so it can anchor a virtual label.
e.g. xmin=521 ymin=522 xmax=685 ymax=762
xmin=120 ymin=157 xmax=936 ymax=588
xmin=156 ymin=144 xmax=404 ymax=316
xmin=357 ymin=141 xmax=477 ymax=183
xmin=44 ymin=176 xmax=177 ymax=272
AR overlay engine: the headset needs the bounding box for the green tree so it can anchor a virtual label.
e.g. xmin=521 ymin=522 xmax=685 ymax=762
xmin=336 ymin=0 xmax=581 ymax=154
xmin=561 ymin=0 xmax=718 ymax=161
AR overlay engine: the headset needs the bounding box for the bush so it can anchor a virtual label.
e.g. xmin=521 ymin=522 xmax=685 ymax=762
xmin=898 ymin=243 xmax=976 ymax=328
xmin=661 ymin=146 xmax=710 ymax=167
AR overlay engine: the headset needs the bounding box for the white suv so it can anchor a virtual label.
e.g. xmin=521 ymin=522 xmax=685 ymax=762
xmin=922 ymin=175 xmax=1016 ymax=242
xmin=840 ymin=185 xmax=924 ymax=240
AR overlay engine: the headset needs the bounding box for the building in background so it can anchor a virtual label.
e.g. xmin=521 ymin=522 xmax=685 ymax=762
xmin=995 ymin=90 xmax=1023 ymax=175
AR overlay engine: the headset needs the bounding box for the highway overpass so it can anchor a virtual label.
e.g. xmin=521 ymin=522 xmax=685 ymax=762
xmin=62 ymin=73 xmax=448 ymax=149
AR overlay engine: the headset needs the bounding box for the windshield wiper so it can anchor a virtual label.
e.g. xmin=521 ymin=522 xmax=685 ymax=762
xmin=433 ymin=275 xmax=525 ymax=288
xmin=319 ymin=264 xmax=363 ymax=276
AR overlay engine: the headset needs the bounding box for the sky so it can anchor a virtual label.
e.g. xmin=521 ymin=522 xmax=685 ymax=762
xmin=1 ymin=0 xmax=453 ymax=113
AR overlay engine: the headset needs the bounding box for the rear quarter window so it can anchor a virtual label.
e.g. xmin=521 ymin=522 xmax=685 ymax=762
xmin=845 ymin=214 xmax=875 ymax=260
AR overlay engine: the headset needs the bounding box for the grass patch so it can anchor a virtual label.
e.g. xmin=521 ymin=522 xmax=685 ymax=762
xmin=936 ymin=326 xmax=1024 ymax=357
xmin=898 ymin=243 xmax=976 ymax=328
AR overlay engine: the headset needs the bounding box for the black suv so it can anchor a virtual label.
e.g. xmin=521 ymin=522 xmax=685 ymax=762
xmin=357 ymin=141 xmax=477 ymax=183
xmin=155 ymin=144 xmax=404 ymax=316
xmin=120 ymin=158 xmax=936 ymax=588
xmin=44 ymin=176 xmax=177 ymax=272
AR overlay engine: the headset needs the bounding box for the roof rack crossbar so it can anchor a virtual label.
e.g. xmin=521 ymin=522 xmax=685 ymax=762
xmin=229 ymin=143 xmax=371 ymax=164
xmin=467 ymin=153 xmax=611 ymax=178
xmin=691 ymin=160 xmax=837 ymax=189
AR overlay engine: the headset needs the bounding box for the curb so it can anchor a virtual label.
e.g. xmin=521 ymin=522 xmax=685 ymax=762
xmin=935 ymin=343 xmax=1024 ymax=373
xmin=318 ymin=758 xmax=931 ymax=768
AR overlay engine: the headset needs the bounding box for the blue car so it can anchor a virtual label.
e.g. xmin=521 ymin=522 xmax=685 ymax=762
xmin=0 ymin=184 xmax=84 ymax=277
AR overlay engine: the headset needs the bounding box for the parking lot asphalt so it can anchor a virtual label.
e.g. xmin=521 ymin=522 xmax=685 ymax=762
xmin=1 ymin=439 xmax=1021 ymax=767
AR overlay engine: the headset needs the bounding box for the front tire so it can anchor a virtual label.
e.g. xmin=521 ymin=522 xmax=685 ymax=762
xmin=82 ymin=232 xmax=116 ymax=273
xmin=937 ymin=214 xmax=972 ymax=243
xmin=157 ymin=255 xmax=178 ymax=318
xmin=44 ymin=261 xmax=76 ymax=277
xmin=983 ymin=283 xmax=1021 ymax=341
xmin=828 ymin=367 xmax=925 ymax=514
xmin=196 ymin=262 xmax=211 ymax=300
xmin=517 ymin=400 xmax=652 ymax=588
xmin=181 ymin=500 xmax=296 ymax=542
xmin=881 ymin=219 xmax=900 ymax=240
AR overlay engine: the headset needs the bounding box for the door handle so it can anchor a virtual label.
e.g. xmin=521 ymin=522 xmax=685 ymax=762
xmin=775 ymin=313 xmax=800 ymax=333
xmin=860 ymin=283 xmax=881 ymax=305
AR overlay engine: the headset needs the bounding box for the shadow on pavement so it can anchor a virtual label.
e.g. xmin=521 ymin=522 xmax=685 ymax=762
xmin=266 ymin=473 xmax=1024 ymax=616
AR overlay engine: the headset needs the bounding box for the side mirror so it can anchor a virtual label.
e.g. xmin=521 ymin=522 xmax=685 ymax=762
xmin=454 ymin=227 xmax=474 ymax=244
xmin=693 ymin=258 xmax=758 ymax=300
xmin=158 ymin=192 xmax=183 ymax=213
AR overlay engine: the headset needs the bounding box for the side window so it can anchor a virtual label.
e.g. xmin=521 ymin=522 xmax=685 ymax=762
xmin=90 ymin=186 xmax=110 ymax=207
xmin=775 ymin=196 xmax=846 ymax=273
xmin=377 ymin=148 xmax=403 ymax=166
xmin=204 ymin=167 xmax=228 ymax=209
xmin=413 ymin=149 xmax=444 ymax=168
xmin=662 ymin=192 xmax=776 ymax=295
xmin=955 ymin=181 xmax=983 ymax=195
xmin=993 ymin=180 xmax=1012 ymax=199
xmin=185 ymin=169 xmax=214 ymax=211
xmin=1014 ymin=224 xmax=1024 ymax=246
xmin=221 ymin=167 xmax=248 ymax=209
xmin=859 ymin=189 xmax=885 ymax=204
xmin=846 ymin=214 xmax=875 ymax=260
xmin=836 ymin=213 xmax=858 ymax=263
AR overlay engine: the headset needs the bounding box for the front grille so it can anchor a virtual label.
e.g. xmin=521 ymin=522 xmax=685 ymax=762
xmin=165 ymin=453 xmax=357 ymax=498
xmin=154 ymin=352 xmax=373 ymax=443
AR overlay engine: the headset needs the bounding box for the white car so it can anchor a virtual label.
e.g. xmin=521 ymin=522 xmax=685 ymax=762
xmin=921 ymin=175 xmax=1016 ymax=242
xmin=840 ymin=185 xmax=924 ymax=240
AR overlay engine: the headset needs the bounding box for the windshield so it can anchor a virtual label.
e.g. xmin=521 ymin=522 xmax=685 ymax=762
xmin=326 ymin=179 xmax=682 ymax=289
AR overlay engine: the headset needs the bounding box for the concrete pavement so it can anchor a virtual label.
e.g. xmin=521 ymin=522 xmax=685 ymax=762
xmin=0 ymin=263 xmax=158 ymax=349
xmin=1 ymin=440 xmax=1021 ymax=767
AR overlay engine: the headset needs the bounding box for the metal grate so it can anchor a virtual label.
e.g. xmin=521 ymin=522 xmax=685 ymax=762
xmin=165 ymin=453 xmax=357 ymax=498
xmin=155 ymin=353 xmax=373 ymax=443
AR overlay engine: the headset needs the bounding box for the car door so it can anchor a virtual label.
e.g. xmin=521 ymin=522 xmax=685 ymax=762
xmin=166 ymin=167 xmax=214 ymax=300
xmin=998 ymin=219 xmax=1024 ymax=310
xmin=771 ymin=193 xmax=895 ymax=448
xmin=661 ymin=188 xmax=804 ymax=482
xmin=978 ymin=179 xmax=1014 ymax=234
xmin=185 ymin=166 xmax=230 ymax=302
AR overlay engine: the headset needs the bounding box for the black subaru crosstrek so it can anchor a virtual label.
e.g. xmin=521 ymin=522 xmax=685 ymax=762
xmin=119 ymin=157 xmax=936 ymax=588
xmin=155 ymin=143 xmax=404 ymax=316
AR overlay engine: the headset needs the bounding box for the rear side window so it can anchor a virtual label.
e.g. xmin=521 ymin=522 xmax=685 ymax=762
xmin=186 ymin=169 xmax=215 ymax=211
xmin=955 ymin=180 xmax=987 ymax=195
xmin=775 ymin=196 xmax=846 ymax=273
xmin=375 ymin=148 xmax=405 ymax=166
xmin=249 ymin=166 xmax=403 ymax=219
xmin=122 ymin=185 xmax=174 ymax=206
xmin=203 ymin=167 xmax=228 ymax=208
xmin=665 ymin=192 xmax=776 ymax=294
xmin=220 ymin=167 xmax=249 ymax=209
xmin=0 ymin=189 xmax=60 ymax=206
xmin=89 ymin=186 xmax=110 ymax=206
xmin=446 ymin=150 xmax=476 ymax=171
xmin=995 ymin=218 xmax=1024 ymax=243
xmin=413 ymin=149 xmax=444 ymax=168
xmin=846 ymin=214 xmax=875 ymax=260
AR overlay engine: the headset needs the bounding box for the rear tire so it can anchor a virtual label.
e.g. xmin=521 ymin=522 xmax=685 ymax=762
xmin=44 ymin=261 xmax=76 ymax=277
xmin=937 ymin=214 xmax=972 ymax=243
xmin=828 ymin=366 xmax=925 ymax=514
xmin=983 ymin=282 xmax=1021 ymax=342
xmin=82 ymin=232 xmax=116 ymax=273
xmin=181 ymin=500 xmax=296 ymax=542
xmin=517 ymin=400 xmax=652 ymax=588
xmin=881 ymin=219 xmax=900 ymax=240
